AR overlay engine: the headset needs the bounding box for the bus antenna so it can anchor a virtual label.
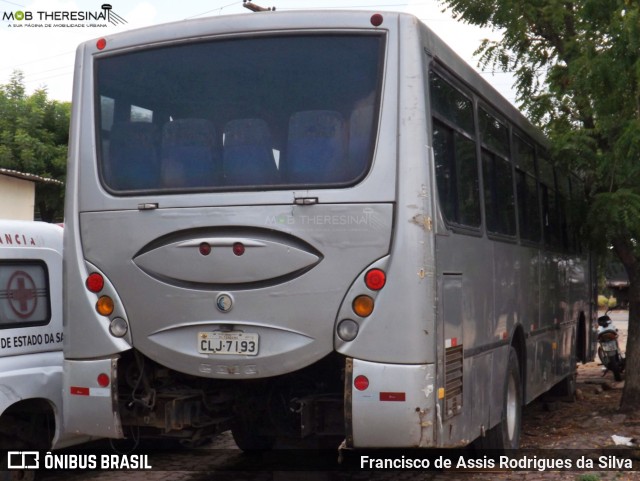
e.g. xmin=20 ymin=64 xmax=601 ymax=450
xmin=243 ymin=1 xmax=276 ymax=12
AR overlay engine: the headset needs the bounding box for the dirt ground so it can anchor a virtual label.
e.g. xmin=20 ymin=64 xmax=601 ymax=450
xmin=520 ymin=315 xmax=637 ymax=450
xmin=520 ymin=361 xmax=637 ymax=451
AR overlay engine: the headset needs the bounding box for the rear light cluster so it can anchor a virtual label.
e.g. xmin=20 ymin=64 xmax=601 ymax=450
xmin=85 ymin=271 xmax=129 ymax=338
xmin=199 ymin=241 xmax=246 ymax=256
xmin=72 ymin=269 xmax=116 ymax=395
xmin=337 ymin=267 xmax=387 ymax=342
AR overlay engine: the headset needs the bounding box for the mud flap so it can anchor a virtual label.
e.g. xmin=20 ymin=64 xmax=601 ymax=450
xmin=347 ymin=358 xmax=436 ymax=448
xmin=63 ymin=358 xmax=123 ymax=438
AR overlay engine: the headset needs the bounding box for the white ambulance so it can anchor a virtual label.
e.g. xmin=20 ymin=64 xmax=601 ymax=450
xmin=0 ymin=221 xmax=81 ymax=457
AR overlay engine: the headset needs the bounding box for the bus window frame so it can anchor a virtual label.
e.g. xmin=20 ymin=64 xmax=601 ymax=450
xmin=478 ymin=103 xmax=517 ymax=242
xmin=92 ymin=31 xmax=388 ymax=197
xmin=512 ymin=132 xmax=543 ymax=247
xmin=428 ymin=67 xmax=483 ymax=237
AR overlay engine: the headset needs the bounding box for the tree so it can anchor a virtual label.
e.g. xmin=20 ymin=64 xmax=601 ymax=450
xmin=0 ymin=71 xmax=69 ymax=221
xmin=439 ymin=0 xmax=640 ymax=412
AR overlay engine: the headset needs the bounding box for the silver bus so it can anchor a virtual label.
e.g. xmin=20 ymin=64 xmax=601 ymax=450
xmin=63 ymin=10 xmax=594 ymax=450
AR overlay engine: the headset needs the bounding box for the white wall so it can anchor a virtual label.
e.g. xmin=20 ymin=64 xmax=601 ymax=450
xmin=0 ymin=175 xmax=35 ymax=220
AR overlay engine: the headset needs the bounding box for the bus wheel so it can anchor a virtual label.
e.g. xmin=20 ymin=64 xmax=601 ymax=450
xmin=231 ymin=415 xmax=275 ymax=453
xmin=485 ymin=346 xmax=522 ymax=450
xmin=549 ymin=372 xmax=576 ymax=402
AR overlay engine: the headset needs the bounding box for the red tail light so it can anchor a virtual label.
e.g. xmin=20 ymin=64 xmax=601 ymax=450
xmin=97 ymin=373 xmax=110 ymax=387
xmin=365 ymin=268 xmax=386 ymax=290
xmin=354 ymin=375 xmax=369 ymax=391
xmin=86 ymin=273 xmax=104 ymax=293
xmin=233 ymin=242 xmax=245 ymax=256
xmin=199 ymin=242 xmax=212 ymax=256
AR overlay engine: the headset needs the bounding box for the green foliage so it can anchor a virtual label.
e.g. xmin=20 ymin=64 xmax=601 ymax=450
xmin=587 ymin=189 xmax=640 ymax=252
xmin=576 ymin=475 xmax=600 ymax=481
xmin=597 ymin=295 xmax=617 ymax=308
xmin=0 ymin=70 xmax=69 ymax=221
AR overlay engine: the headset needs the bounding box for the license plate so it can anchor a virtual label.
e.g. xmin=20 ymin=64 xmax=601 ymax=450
xmin=601 ymin=340 xmax=617 ymax=352
xmin=198 ymin=331 xmax=259 ymax=356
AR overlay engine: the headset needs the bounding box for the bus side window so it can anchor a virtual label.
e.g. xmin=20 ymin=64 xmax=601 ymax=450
xmin=432 ymin=121 xmax=481 ymax=228
xmin=569 ymin=175 xmax=587 ymax=253
xmin=538 ymin=155 xmax=560 ymax=248
xmin=430 ymin=72 xmax=480 ymax=229
xmin=161 ymin=119 xmax=221 ymax=189
xmin=515 ymin=169 xmax=542 ymax=243
xmin=483 ymin=152 xmax=516 ymax=236
xmin=556 ymin=172 xmax=571 ymax=252
xmin=286 ymin=110 xmax=347 ymax=184
xmin=479 ymin=107 xmax=515 ymax=237
xmin=513 ymin=135 xmax=541 ymax=243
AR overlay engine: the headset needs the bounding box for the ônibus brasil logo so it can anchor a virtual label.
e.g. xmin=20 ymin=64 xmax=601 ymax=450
xmin=2 ymin=4 xmax=127 ymax=26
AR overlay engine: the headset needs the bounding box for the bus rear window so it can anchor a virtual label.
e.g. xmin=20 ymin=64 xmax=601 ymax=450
xmin=95 ymin=34 xmax=384 ymax=194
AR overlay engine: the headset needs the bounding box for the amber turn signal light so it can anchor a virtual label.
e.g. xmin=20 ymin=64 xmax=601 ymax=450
xmin=96 ymin=296 xmax=114 ymax=316
xmin=353 ymin=295 xmax=374 ymax=317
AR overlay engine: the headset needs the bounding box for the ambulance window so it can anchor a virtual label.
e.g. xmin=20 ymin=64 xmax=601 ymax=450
xmin=0 ymin=262 xmax=51 ymax=328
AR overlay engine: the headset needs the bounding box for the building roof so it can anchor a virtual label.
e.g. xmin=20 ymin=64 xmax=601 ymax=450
xmin=0 ymin=168 xmax=64 ymax=186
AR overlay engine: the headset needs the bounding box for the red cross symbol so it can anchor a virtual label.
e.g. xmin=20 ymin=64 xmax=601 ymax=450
xmin=8 ymin=271 xmax=37 ymax=319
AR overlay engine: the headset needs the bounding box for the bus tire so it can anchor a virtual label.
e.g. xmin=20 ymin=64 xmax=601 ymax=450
xmin=231 ymin=417 xmax=275 ymax=453
xmin=485 ymin=346 xmax=522 ymax=450
xmin=550 ymin=372 xmax=577 ymax=402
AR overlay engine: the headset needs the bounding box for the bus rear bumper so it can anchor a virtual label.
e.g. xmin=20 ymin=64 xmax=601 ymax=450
xmin=347 ymin=358 xmax=436 ymax=448
xmin=63 ymin=357 xmax=124 ymax=439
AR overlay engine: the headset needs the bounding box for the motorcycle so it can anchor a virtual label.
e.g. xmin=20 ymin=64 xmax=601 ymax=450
xmin=597 ymin=309 xmax=625 ymax=381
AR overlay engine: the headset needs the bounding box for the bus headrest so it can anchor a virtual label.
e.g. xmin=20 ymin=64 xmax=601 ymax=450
xmin=286 ymin=110 xmax=346 ymax=183
xmin=107 ymin=121 xmax=160 ymax=191
xmin=223 ymin=118 xmax=279 ymax=186
xmin=161 ymin=118 xmax=221 ymax=188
